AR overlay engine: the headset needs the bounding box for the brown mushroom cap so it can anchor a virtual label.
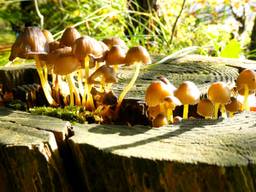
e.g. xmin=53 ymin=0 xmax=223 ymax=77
xmin=102 ymin=37 xmax=128 ymax=51
xmin=105 ymin=45 xmax=126 ymax=66
xmin=48 ymin=40 xmax=60 ymax=52
xmin=59 ymin=27 xmax=81 ymax=47
xmin=9 ymin=27 xmax=48 ymax=61
xmin=236 ymin=69 xmax=256 ymax=95
xmin=152 ymin=113 xmax=168 ymax=128
xmin=225 ymin=97 xmax=242 ymax=113
xmin=125 ymin=46 xmax=151 ymax=66
xmin=197 ymin=98 xmax=214 ymax=117
xmin=174 ymin=81 xmax=200 ymax=105
xmin=163 ymin=95 xmax=181 ymax=110
xmin=87 ymin=65 xmax=117 ymax=84
xmin=72 ymin=36 xmax=105 ymax=61
xmin=208 ymin=82 xmax=231 ymax=104
xmin=145 ymin=81 xmax=173 ymax=107
xmin=47 ymin=47 xmax=81 ymax=75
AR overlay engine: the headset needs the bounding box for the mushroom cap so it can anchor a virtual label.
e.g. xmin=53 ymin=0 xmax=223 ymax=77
xmin=59 ymin=27 xmax=81 ymax=47
xmin=225 ymin=97 xmax=242 ymax=113
xmin=105 ymin=45 xmax=126 ymax=66
xmin=125 ymin=46 xmax=151 ymax=66
xmin=102 ymin=37 xmax=128 ymax=51
xmin=208 ymin=82 xmax=231 ymax=104
xmin=145 ymin=81 xmax=173 ymax=107
xmin=47 ymin=47 xmax=81 ymax=75
xmin=174 ymin=81 xmax=200 ymax=105
xmin=197 ymin=98 xmax=214 ymax=117
xmin=236 ymin=69 xmax=256 ymax=95
xmin=42 ymin=29 xmax=54 ymax=43
xmin=87 ymin=65 xmax=117 ymax=84
xmin=157 ymin=76 xmax=177 ymax=93
xmin=152 ymin=113 xmax=168 ymax=128
xmin=9 ymin=26 xmax=48 ymax=61
xmin=48 ymin=40 xmax=60 ymax=52
xmin=72 ymin=36 xmax=105 ymax=60
xmin=147 ymin=105 xmax=163 ymax=120
xmin=163 ymin=95 xmax=181 ymax=110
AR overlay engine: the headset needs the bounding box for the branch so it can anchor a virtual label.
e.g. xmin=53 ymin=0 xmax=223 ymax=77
xmin=169 ymin=0 xmax=186 ymax=45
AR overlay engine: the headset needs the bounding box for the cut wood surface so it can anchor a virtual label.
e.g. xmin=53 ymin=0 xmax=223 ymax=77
xmin=0 ymin=107 xmax=72 ymax=192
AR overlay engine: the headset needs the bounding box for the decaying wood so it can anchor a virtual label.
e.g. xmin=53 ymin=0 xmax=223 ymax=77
xmin=0 ymin=107 xmax=72 ymax=192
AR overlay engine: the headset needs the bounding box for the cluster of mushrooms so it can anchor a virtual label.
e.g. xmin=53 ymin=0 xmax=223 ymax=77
xmin=145 ymin=69 xmax=256 ymax=127
xmin=9 ymin=26 xmax=151 ymax=120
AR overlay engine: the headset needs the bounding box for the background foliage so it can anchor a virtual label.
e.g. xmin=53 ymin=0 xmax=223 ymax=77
xmin=0 ymin=0 xmax=255 ymax=66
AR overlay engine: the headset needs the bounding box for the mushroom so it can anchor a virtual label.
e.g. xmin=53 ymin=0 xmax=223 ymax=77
xmin=152 ymin=113 xmax=168 ymax=128
xmin=9 ymin=26 xmax=57 ymax=106
xmin=88 ymin=64 xmax=117 ymax=91
xmin=47 ymin=46 xmax=81 ymax=106
xmin=105 ymin=45 xmax=126 ymax=72
xmin=197 ymin=98 xmax=214 ymax=119
xmin=163 ymin=95 xmax=181 ymax=123
xmin=116 ymin=46 xmax=151 ymax=111
xmin=208 ymin=82 xmax=231 ymax=119
xmin=236 ymin=69 xmax=256 ymax=111
xmin=225 ymin=97 xmax=242 ymax=117
xmin=174 ymin=81 xmax=200 ymax=119
xmin=59 ymin=27 xmax=81 ymax=47
xmin=72 ymin=36 xmax=106 ymax=109
xmin=102 ymin=37 xmax=128 ymax=51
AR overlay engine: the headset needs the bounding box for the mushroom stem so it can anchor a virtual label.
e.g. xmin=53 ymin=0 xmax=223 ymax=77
xmin=243 ymin=84 xmax=249 ymax=111
xmin=229 ymin=112 xmax=234 ymax=118
xmin=116 ymin=62 xmax=141 ymax=110
xmin=43 ymin=64 xmax=48 ymax=82
xmin=183 ymin=104 xmax=189 ymax=119
xmin=214 ymin=102 xmax=220 ymax=119
xmin=220 ymin=104 xmax=227 ymax=118
xmin=82 ymin=55 xmax=90 ymax=106
xmin=166 ymin=108 xmax=173 ymax=123
xmin=86 ymin=85 xmax=95 ymax=110
xmin=78 ymin=69 xmax=84 ymax=96
xmin=66 ymin=74 xmax=74 ymax=106
xmin=113 ymin=65 xmax=119 ymax=73
xmin=34 ymin=55 xmax=57 ymax=106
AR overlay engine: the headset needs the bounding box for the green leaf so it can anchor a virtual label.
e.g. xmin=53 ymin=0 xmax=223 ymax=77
xmin=220 ymin=39 xmax=241 ymax=58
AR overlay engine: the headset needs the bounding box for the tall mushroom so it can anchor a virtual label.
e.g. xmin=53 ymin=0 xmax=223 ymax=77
xmin=163 ymin=95 xmax=181 ymax=123
xmin=72 ymin=36 xmax=105 ymax=109
xmin=208 ymin=82 xmax=231 ymax=119
xmin=225 ymin=97 xmax=242 ymax=117
xmin=236 ymin=69 xmax=256 ymax=111
xmin=47 ymin=46 xmax=81 ymax=106
xmin=116 ymin=46 xmax=151 ymax=111
xmin=9 ymin=26 xmax=57 ymax=106
xmin=174 ymin=81 xmax=200 ymax=119
xmin=105 ymin=45 xmax=127 ymax=72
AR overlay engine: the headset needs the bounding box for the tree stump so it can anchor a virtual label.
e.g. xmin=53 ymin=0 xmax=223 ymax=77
xmin=0 ymin=55 xmax=256 ymax=191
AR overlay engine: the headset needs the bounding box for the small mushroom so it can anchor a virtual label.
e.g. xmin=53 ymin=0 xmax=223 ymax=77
xmin=116 ymin=46 xmax=151 ymax=111
xmin=9 ymin=26 xmax=56 ymax=106
xmin=88 ymin=65 xmax=117 ymax=91
xmin=174 ymin=81 xmax=200 ymax=119
xmin=225 ymin=97 xmax=242 ymax=117
xmin=102 ymin=37 xmax=128 ymax=51
xmin=59 ymin=27 xmax=81 ymax=47
xmin=47 ymin=47 xmax=81 ymax=106
xmin=236 ymin=69 xmax=256 ymax=111
xmin=163 ymin=95 xmax=181 ymax=123
xmin=208 ymin=82 xmax=231 ymax=119
xmin=197 ymin=98 xmax=214 ymax=119
xmin=152 ymin=113 xmax=168 ymax=128
xmin=72 ymin=36 xmax=106 ymax=109
xmin=105 ymin=45 xmax=126 ymax=72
